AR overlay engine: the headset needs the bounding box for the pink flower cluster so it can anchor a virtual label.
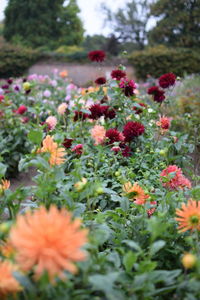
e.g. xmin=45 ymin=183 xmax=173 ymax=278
xmin=160 ymin=165 xmax=191 ymax=190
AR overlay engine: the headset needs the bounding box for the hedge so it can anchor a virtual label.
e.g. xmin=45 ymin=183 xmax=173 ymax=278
xmin=0 ymin=43 xmax=41 ymax=78
xmin=128 ymin=46 xmax=200 ymax=80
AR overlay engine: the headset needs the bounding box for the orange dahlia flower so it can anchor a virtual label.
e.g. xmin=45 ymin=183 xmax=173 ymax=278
xmin=0 ymin=179 xmax=10 ymax=193
xmin=9 ymin=206 xmax=88 ymax=280
xmin=0 ymin=260 xmax=22 ymax=298
xmin=38 ymin=135 xmax=66 ymax=166
xmin=175 ymin=200 xmax=200 ymax=232
xmin=123 ymin=182 xmax=149 ymax=205
xmin=90 ymin=125 xmax=106 ymax=145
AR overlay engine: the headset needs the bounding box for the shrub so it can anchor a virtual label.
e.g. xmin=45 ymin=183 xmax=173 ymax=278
xmin=55 ymin=45 xmax=84 ymax=54
xmin=129 ymin=46 xmax=200 ymax=80
xmin=0 ymin=43 xmax=41 ymax=78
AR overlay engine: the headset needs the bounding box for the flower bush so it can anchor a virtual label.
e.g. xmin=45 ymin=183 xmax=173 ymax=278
xmin=0 ymin=57 xmax=200 ymax=299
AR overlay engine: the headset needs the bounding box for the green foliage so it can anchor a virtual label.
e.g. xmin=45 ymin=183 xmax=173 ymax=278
xmin=0 ymin=43 xmax=40 ymax=78
xmin=55 ymin=45 xmax=84 ymax=54
xmin=3 ymin=0 xmax=84 ymax=48
xmin=129 ymin=46 xmax=200 ymax=79
xmin=149 ymin=0 xmax=200 ymax=48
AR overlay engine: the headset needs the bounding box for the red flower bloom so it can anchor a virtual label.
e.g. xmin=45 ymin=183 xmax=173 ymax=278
xmin=147 ymin=86 xmax=159 ymax=95
xmin=73 ymin=111 xmax=89 ymax=122
xmin=159 ymin=73 xmax=176 ymax=89
xmin=21 ymin=117 xmax=29 ymax=123
xmin=88 ymin=50 xmax=106 ymax=62
xmin=7 ymin=79 xmax=13 ymax=85
xmin=111 ymin=69 xmax=126 ymax=80
xmin=119 ymin=78 xmax=136 ymax=97
xmin=0 ymin=95 xmax=4 ymax=102
xmin=63 ymin=138 xmax=73 ymax=149
xmin=72 ymin=144 xmax=83 ymax=155
xmin=16 ymin=105 xmax=27 ymax=115
xmin=95 ymin=77 xmax=106 ymax=85
xmin=160 ymin=165 xmax=191 ymax=190
xmin=123 ymin=121 xmax=145 ymax=142
xmin=148 ymin=86 xmax=165 ymax=103
xmin=121 ymin=144 xmax=132 ymax=157
xmin=101 ymin=106 xmax=116 ymax=119
xmin=133 ymin=102 xmax=147 ymax=114
xmin=106 ymin=129 xmax=124 ymax=144
xmin=89 ymin=104 xmax=103 ymax=119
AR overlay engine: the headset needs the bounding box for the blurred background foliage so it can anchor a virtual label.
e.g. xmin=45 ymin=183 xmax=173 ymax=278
xmin=0 ymin=0 xmax=200 ymax=79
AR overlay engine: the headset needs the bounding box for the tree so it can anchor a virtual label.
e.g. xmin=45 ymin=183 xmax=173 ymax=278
xmin=148 ymin=0 xmax=200 ymax=48
xmin=102 ymin=0 xmax=151 ymax=50
xmin=57 ymin=0 xmax=84 ymax=46
xmin=3 ymin=0 xmax=84 ymax=48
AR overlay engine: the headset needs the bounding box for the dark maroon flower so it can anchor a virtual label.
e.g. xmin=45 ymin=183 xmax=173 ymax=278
xmin=25 ymin=89 xmax=31 ymax=94
xmin=73 ymin=111 xmax=89 ymax=122
xmin=1 ymin=84 xmax=9 ymax=90
xmin=106 ymin=129 xmax=125 ymax=144
xmin=147 ymin=86 xmax=159 ymax=95
xmin=159 ymin=73 xmax=176 ymax=89
xmin=123 ymin=121 xmax=145 ymax=142
xmin=148 ymin=86 xmax=165 ymax=103
xmin=119 ymin=78 xmax=136 ymax=97
xmin=111 ymin=69 xmax=126 ymax=80
xmin=4 ymin=90 xmax=11 ymax=94
xmin=89 ymin=104 xmax=103 ymax=119
xmin=95 ymin=77 xmax=106 ymax=85
xmin=23 ymin=78 xmax=27 ymax=82
xmin=72 ymin=144 xmax=83 ymax=155
xmin=63 ymin=138 xmax=73 ymax=149
xmin=101 ymin=106 xmax=116 ymax=119
xmin=14 ymin=85 xmax=20 ymax=91
xmin=88 ymin=50 xmax=106 ymax=62
xmin=121 ymin=145 xmax=132 ymax=157
xmin=133 ymin=102 xmax=147 ymax=114
xmin=16 ymin=105 xmax=27 ymax=115
xmin=7 ymin=79 xmax=13 ymax=85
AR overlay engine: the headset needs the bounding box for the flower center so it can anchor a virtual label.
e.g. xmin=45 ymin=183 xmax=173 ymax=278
xmin=189 ymin=215 xmax=200 ymax=226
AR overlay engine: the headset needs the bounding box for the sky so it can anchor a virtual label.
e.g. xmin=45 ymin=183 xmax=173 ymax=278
xmin=0 ymin=0 xmax=127 ymax=36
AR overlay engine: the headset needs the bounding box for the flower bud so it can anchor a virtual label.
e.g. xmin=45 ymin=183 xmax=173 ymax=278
xmin=182 ymin=253 xmax=197 ymax=269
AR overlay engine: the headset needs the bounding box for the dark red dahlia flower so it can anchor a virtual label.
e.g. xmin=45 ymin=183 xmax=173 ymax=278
xmin=159 ymin=73 xmax=176 ymax=89
xmin=88 ymin=50 xmax=106 ymax=62
xmin=89 ymin=104 xmax=103 ymax=119
xmin=133 ymin=102 xmax=147 ymax=114
xmin=148 ymin=86 xmax=165 ymax=103
xmin=123 ymin=121 xmax=145 ymax=142
xmin=101 ymin=105 xmax=116 ymax=119
xmin=147 ymin=86 xmax=160 ymax=95
xmin=7 ymin=79 xmax=13 ymax=85
xmin=16 ymin=105 xmax=27 ymax=115
xmin=106 ymin=128 xmax=124 ymax=144
xmin=111 ymin=69 xmax=126 ymax=80
xmin=121 ymin=144 xmax=132 ymax=157
xmin=119 ymin=78 xmax=136 ymax=97
xmin=63 ymin=138 xmax=73 ymax=149
xmin=73 ymin=111 xmax=89 ymax=122
xmin=95 ymin=77 xmax=106 ymax=85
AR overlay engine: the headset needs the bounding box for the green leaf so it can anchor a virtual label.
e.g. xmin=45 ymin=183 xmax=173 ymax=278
xmin=122 ymin=240 xmax=141 ymax=252
xmin=28 ymin=129 xmax=43 ymax=145
xmin=150 ymin=240 xmax=166 ymax=256
xmin=123 ymin=251 xmax=137 ymax=272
